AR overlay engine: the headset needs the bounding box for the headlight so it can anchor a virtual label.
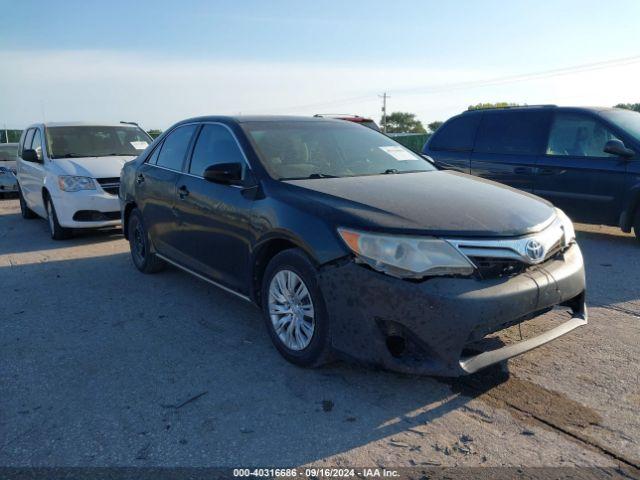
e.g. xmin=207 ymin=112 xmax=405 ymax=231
xmin=555 ymin=208 xmax=576 ymax=246
xmin=338 ymin=228 xmax=475 ymax=279
xmin=57 ymin=176 xmax=96 ymax=192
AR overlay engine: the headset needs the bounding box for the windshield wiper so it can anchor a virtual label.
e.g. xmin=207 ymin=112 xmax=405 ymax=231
xmin=307 ymin=173 xmax=339 ymax=179
xmin=54 ymin=153 xmax=92 ymax=158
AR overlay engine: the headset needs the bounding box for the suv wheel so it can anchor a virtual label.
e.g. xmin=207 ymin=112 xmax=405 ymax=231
xmin=45 ymin=195 xmax=72 ymax=240
xmin=261 ymin=248 xmax=331 ymax=368
xmin=128 ymin=208 xmax=165 ymax=273
xmin=18 ymin=188 xmax=37 ymax=219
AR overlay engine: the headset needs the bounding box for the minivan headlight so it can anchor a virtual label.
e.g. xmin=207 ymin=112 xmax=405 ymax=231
xmin=556 ymin=208 xmax=576 ymax=246
xmin=338 ymin=228 xmax=475 ymax=279
xmin=58 ymin=175 xmax=96 ymax=192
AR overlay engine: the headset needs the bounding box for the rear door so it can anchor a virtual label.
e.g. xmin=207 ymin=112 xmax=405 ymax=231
xmin=534 ymin=111 xmax=628 ymax=224
xmin=172 ymin=123 xmax=255 ymax=293
xmin=136 ymin=124 xmax=198 ymax=259
xmin=423 ymin=113 xmax=480 ymax=173
xmin=471 ymin=110 xmax=551 ymax=192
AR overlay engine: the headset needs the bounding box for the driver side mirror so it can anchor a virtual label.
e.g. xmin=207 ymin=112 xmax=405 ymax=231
xmin=203 ymin=162 xmax=243 ymax=185
xmin=21 ymin=149 xmax=41 ymax=163
xmin=603 ymin=139 xmax=635 ymax=158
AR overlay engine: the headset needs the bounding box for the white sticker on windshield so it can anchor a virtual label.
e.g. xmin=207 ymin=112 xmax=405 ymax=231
xmin=379 ymin=146 xmax=415 ymax=161
xmin=130 ymin=141 xmax=149 ymax=150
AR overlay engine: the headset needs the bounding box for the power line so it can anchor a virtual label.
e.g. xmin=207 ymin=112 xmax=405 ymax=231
xmin=275 ymin=54 xmax=640 ymax=113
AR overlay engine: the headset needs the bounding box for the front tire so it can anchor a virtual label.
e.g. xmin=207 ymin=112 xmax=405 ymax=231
xmin=261 ymin=248 xmax=332 ymax=368
xmin=45 ymin=195 xmax=72 ymax=240
xmin=18 ymin=187 xmax=37 ymax=219
xmin=127 ymin=208 xmax=165 ymax=273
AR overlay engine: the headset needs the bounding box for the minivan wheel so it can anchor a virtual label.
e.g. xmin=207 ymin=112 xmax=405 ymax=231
xmin=127 ymin=208 xmax=165 ymax=273
xmin=261 ymin=248 xmax=331 ymax=368
xmin=45 ymin=196 xmax=72 ymax=240
xmin=18 ymin=188 xmax=37 ymax=219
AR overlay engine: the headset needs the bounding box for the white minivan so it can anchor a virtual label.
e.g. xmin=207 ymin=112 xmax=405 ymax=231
xmin=17 ymin=122 xmax=153 ymax=239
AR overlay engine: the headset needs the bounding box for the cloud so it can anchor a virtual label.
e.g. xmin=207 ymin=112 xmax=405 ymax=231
xmin=1 ymin=49 xmax=639 ymax=129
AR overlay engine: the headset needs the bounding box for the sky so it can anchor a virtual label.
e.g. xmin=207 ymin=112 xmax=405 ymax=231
xmin=1 ymin=0 xmax=640 ymax=130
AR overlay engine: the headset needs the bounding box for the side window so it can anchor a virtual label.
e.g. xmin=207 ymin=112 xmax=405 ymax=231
xmin=475 ymin=111 xmax=549 ymax=155
xmin=146 ymin=141 xmax=163 ymax=165
xmin=31 ymin=130 xmax=43 ymax=160
xmin=155 ymin=125 xmax=198 ymax=171
xmin=189 ymin=124 xmax=245 ymax=176
xmin=547 ymin=113 xmax=621 ymax=157
xmin=429 ymin=115 xmax=480 ymax=151
xmin=22 ymin=129 xmax=35 ymax=156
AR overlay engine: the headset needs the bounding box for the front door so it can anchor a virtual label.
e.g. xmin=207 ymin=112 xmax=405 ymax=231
xmin=534 ymin=111 xmax=629 ymax=225
xmin=172 ymin=123 xmax=255 ymax=294
xmin=18 ymin=128 xmax=47 ymax=216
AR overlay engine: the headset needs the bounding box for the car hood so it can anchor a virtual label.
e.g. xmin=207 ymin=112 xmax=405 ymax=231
xmin=284 ymin=171 xmax=557 ymax=237
xmin=52 ymin=156 xmax=136 ymax=179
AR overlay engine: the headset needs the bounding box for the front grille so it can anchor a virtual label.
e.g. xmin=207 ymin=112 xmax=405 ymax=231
xmin=73 ymin=210 xmax=120 ymax=222
xmin=96 ymin=177 xmax=120 ymax=196
xmin=468 ymin=256 xmax=526 ymax=279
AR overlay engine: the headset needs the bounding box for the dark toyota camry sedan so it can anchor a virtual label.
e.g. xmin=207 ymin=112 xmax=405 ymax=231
xmin=119 ymin=116 xmax=587 ymax=376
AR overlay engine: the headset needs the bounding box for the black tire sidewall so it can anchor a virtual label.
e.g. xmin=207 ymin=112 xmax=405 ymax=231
xmin=261 ymin=249 xmax=331 ymax=367
xmin=128 ymin=209 xmax=150 ymax=271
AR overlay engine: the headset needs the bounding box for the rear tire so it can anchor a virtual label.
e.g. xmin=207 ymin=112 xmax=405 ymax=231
xmin=261 ymin=248 xmax=332 ymax=368
xmin=127 ymin=208 xmax=165 ymax=273
xmin=18 ymin=187 xmax=37 ymax=219
xmin=45 ymin=195 xmax=72 ymax=240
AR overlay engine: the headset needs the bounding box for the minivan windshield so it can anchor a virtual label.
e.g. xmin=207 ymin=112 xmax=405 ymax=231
xmin=243 ymin=121 xmax=434 ymax=180
xmin=0 ymin=143 xmax=18 ymax=162
xmin=45 ymin=126 xmax=152 ymax=159
xmin=600 ymin=109 xmax=640 ymax=140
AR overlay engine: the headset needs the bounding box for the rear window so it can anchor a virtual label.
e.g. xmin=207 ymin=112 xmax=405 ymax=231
xmin=429 ymin=115 xmax=480 ymax=151
xmin=474 ymin=111 xmax=549 ymax=155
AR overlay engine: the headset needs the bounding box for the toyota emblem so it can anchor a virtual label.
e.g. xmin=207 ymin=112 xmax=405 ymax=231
xmin=525 ymin=239 xmax=545 ymax=263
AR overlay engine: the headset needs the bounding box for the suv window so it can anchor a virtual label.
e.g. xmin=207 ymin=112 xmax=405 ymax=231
xmin=475 ymin=111 xmax=548 ymax=155
xmin=189 ymin=124 xmax=245 ymax=176
xmin=155 ymin=125 xmax=197 ymax=171
xmin=22 ymin=129 xmax=35 ymax=155
xmin=547 ymin=113 xmax=620 ymax=158
xmin=31 ymin=130 xmax=43 ymax=161
xmin=430 ymin=115 xmax=480 ymax=151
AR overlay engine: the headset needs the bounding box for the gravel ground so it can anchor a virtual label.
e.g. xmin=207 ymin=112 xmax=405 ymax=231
xmin=0 ymin=198 xmax=638 ymax=471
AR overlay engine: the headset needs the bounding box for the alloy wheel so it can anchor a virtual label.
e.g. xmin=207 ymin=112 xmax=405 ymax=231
xmin=268 ymin=269 xmax=315 ymax=351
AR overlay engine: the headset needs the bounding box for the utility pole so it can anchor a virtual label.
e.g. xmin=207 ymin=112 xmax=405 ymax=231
xmin=379 ymin=92 xmax=390 ymax=132
xmin=3 ymin=124 xmax=7 ymax=143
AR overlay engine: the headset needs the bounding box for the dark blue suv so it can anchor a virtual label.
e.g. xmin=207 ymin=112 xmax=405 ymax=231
xmin=423 ymin=106 xmax=640 ymax=241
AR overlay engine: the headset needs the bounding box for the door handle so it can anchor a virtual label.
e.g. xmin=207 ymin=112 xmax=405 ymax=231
xmin=136 ymin=173 xmax=145 ymax=184
xmin=514 ymin=166 xmax=533 ymax=175
xmin=178 ymin=185 xmax=190 ymax=199
xmin=537 ymin=168 xmax=556 ymax=176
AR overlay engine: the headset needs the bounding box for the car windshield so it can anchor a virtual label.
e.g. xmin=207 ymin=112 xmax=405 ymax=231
xmin=0 ymin=144 xmax=17 ymax=161
xmin=45 ymin=126 xmax=152 ymax=159
xmin=243 ymin=121 xmax=434 ymax=180
xmin=600 ymin=109 xmax=640 ymax=140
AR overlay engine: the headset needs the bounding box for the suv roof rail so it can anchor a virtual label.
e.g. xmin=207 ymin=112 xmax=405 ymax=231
xmin=120 ymin=121 xmax=141 ymax=127
xmin=463 ymin=104 xmax=557 ymax=113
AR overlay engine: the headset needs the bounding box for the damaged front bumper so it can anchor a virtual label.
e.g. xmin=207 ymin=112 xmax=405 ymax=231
xmin=318 ymin=243 xmax=586 ymax=376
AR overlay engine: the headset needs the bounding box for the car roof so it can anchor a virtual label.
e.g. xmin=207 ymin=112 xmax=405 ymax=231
xmin=22 ymin=122 xmax=143 ymax=129
xmin=461 ymin=105 xmax=621 ymax=115
xmin=176 ymin=115 xmax=347 ymax=125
